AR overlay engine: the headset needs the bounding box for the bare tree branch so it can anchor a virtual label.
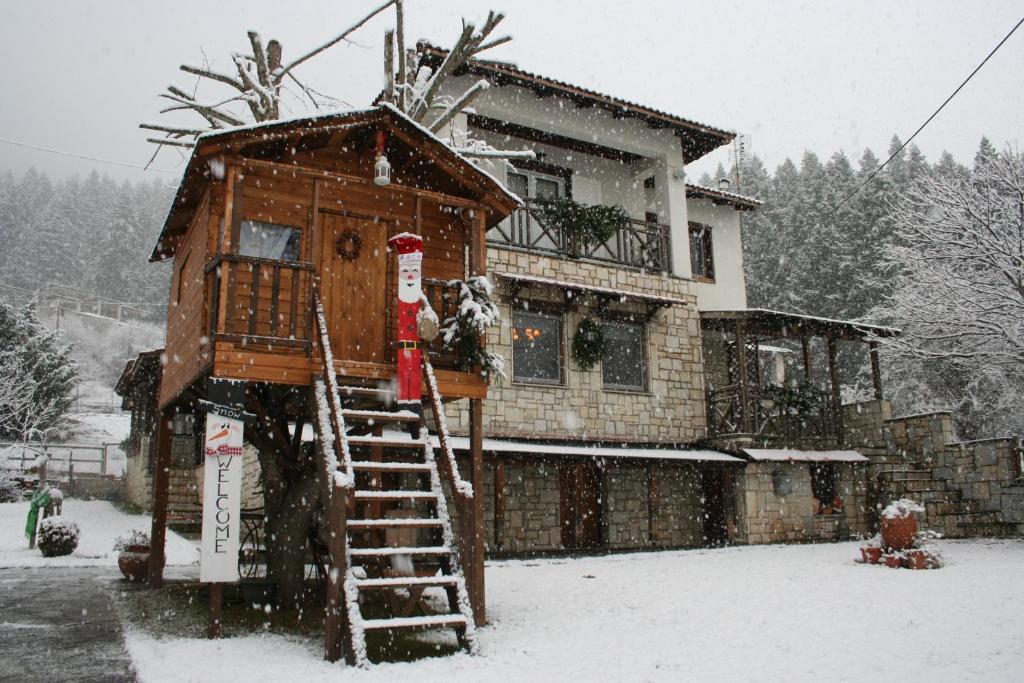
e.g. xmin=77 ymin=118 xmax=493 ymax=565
xmin=277 ymin=0 xmax=396 ymax=79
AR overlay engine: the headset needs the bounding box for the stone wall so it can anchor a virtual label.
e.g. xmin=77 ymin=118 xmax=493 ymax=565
xmin=605 ymin=466 xmax=649 ymax=548
xmin=448 ymin=248 xmax=707 ymax=443
xmin=736 ymin=462 xmax=869 ymax=544
xmin=877 ymin=411 xmax=1024 ymax=538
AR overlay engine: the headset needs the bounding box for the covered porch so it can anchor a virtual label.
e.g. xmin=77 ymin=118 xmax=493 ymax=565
xmin=700 ymin=309 xmax=900 ymax=446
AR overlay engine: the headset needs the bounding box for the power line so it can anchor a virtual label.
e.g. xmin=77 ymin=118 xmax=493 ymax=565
xmin=0 ymin=136 xmax=182 ymax=175
xmin=827 ymin=14 xmax=1024 ymax=217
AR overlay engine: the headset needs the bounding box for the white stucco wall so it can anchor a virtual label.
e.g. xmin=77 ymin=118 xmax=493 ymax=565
xmin=686 ymin=199 xmax=748 ymax=310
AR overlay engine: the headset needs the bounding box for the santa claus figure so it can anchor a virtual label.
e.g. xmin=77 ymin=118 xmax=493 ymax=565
xmin=388 ymin=233 xmax=425 ymax=415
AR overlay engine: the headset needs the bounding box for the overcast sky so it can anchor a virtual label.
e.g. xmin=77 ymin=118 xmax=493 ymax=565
xmin=1 ymin=0 xmax=1021 ymax=184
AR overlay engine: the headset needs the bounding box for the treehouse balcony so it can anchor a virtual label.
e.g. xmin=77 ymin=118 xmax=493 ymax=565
xmin=152 ymin=105 xmax=520 ymax=409
xmin=700 ymin=309 xmax=900 ymax=448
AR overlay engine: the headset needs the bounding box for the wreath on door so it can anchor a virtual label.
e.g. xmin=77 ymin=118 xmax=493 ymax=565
xmin=335 ymin=230 xmax=362 ymax=260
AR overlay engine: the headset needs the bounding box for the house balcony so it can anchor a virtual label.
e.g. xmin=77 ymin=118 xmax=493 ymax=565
xmin=487 ymin=199 xmax=672 ymax=273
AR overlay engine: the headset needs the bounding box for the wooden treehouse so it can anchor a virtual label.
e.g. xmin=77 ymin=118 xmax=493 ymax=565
xmin=146 ymin=104 xmax=519 ymax=664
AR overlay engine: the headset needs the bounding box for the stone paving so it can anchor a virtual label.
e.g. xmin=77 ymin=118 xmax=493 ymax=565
xmin=0 ymin=568 xmax=134 ymax=682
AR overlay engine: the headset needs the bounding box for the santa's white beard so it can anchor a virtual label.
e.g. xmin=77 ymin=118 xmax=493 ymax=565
xmin=398 ymin=278 xmax=421 ymax=303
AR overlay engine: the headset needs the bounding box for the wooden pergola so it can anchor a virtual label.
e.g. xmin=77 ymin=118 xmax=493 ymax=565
xmin=700 ymin=309 xmax=900 ymax=444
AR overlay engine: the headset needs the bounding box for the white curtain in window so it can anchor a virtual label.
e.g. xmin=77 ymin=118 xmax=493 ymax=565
xmin=240 ymin=221 xmax=293 ymax=260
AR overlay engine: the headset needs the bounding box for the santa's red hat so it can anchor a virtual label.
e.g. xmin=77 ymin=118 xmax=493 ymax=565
xmin=388 ymin=232 xmax=423 ymax=255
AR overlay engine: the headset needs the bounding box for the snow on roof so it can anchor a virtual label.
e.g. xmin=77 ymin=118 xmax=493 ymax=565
xmin=494 ymin=272 xmax=690 ymax=307
xmin=440 ymin=436 xmax=742 ymax=463
xmin=417 ymin=42 xmax=734 ymax=164
xmin=685 ymin=183 xmax=761 ymax=210
xmin=742 ymin=449 xmax=869 ymax=463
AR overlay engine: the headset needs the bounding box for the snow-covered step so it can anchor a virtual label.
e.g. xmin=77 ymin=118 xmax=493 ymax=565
xmin=335 ymin=385 xmax=394 ymax=400
xmin=348 ymin=435 xmax=426 ymax=449
xmin=353 ymin=489 xmax=437 ymax=501
xmin=349 ymin=546 xmax=451 ymax=558
xmin=351 ymin=460 xmax=430 ymax=472
xmin=342 ymin=409 xmax=421 ymax=424
xmin=361 ymin=614 xmax=467 ymax=631
xmin=354 ymin=576 xmax=461 ymax=590
xmin=347 ymin=517 xmax=443 ymax=529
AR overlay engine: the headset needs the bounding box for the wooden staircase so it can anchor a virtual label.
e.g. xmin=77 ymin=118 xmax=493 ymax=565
xmin=311 ymin=291 xmax=476 ymax=666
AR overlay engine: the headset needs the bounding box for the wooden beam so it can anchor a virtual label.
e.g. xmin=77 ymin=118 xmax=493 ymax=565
xmin=467 ymin=114 xmax=645 ymax=164
xmin=869 ymin=341 xmax=883 ymax=400
xmin=801 ymin=337 xmax=812 ymax=381
xmin=469 ymin=398 xmax=485 ymax=626
xmin=735 ymin=323 xmax=752 ymax=433
xmin=647 ymin=463 xmax=657 ymax=545
xmin=827 ymin=336 xmax=844 ymax=445
xmin=324 ymin=483 xmax=354 ymax=663
xmin=147 ymin=407 xmax=174 ymax=588
xmin=493 ymin=457 xmax=506 ymax=551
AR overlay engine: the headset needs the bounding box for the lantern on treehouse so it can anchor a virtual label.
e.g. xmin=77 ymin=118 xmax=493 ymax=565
xmin=373 ymin=128 xmax=391 ymax=186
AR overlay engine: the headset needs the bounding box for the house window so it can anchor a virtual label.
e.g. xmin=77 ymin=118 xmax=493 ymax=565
xmin=512 ymin=310 xmax=563 ymax=384
xmin=810 ymin=463 xmax=838 ymax=514
xmin=238 ymin=220 xmax=302 ymax=261
xmin=689 ymin=222 xmax=715 ymax=280
xmin=602 ymin=320 xmax=646 ymax=391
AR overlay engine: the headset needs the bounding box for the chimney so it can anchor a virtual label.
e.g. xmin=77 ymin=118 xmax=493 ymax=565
xmin=718 ymin=177 xmax=732 ymax=192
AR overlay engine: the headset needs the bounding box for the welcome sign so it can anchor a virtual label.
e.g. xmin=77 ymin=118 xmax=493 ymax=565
xmin=199 ymin=411 xmax=244 ymax=583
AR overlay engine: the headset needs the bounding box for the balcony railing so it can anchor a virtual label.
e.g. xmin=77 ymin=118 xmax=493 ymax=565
xmin=487 ymin=199 xmax=672 ymax=272
xmin=206 ymin=254 xmax=316 ymax=350
xmin=706 ymin=384 xmax=841 ymax=441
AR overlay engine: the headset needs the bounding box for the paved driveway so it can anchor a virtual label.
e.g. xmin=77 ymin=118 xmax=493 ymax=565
xmin=0 ymin=568 xmax=134 ymax=682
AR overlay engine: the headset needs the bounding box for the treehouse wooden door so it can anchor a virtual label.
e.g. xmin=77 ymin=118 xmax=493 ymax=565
xmin=319 ymin=212 xmax=388 ymax=364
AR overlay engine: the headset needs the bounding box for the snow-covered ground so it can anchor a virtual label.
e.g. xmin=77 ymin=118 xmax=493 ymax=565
xmin=0 ymin=499 xmax=198 ymax=568
xmin=124 ymin=539 xmax=1024 ymax=682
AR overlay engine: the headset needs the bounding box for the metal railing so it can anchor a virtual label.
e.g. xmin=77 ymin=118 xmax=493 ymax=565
xmin=488 ymin=199 xmax=672 ymax=272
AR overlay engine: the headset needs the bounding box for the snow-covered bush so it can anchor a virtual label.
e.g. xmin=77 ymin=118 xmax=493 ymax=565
xmin=0 ymin=477 xmax=20 ymax=503
xmin=881 ymin=498 xmax=924 ymax=519
xmin=37 ymin=516 xmax=80 ymax=557
xmin=114 ymin=529 xmax=150 ymax=551
xmin=441 ymin=276 xmax=505 ymax=381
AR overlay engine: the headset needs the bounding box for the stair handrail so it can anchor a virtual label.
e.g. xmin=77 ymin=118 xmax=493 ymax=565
xmin=312 ymin=284 xmax=354 ymax=490
xmin=422 ymin=354 xmax=473 ymax=500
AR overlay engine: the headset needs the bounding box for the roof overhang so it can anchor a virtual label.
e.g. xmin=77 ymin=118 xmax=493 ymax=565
xmin=700 ymin=308 xmax=900 ymax=341
xmin=743 ymin=448 xmax=869 ymax=463
xmin=495 ymin=272 xmax=690 ymax=314
xmin=150 ymin=104 xmax=522 ymax=261
xmin=685 ymin=183 xmax=761 ymax=211
xmin=417 ymin=42 xmax=735 ymax=164
xmin=439 ymin=436 xmax=743 ymax=463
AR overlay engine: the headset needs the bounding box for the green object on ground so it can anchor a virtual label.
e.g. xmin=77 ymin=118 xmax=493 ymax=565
xmin=25 ymin=488 xmax=51 ymax=541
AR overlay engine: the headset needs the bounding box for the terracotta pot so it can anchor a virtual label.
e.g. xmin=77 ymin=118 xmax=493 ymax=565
xmin=118 ymin=544 xmax=153 ymax=583
xmin=903 ymin=549 xmax=929 ymax=570
xmin=860 ymin=546 xmax=883 ymax=564
xmin=880 ymin=514 xmax=918 ymax=551
xmin=883 ymin=553 xmax=903 ymax=569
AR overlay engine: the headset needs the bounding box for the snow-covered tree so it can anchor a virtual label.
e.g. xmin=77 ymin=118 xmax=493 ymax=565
xmin=870 ymin=143 xmax=1024 ymax=437
xmin=0 ymin=302 xmax=78 ymax=441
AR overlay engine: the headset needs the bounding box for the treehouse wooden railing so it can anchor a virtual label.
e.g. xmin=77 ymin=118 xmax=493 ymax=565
xmin=310 ymin=284 xmax=355 ymax=664
xmin=206 ymin=253 xmax=316 ymax=349
xmin=421 ymin=353 xmax=475 ymax=584
xmin=706 ymin=384 xmax=841 ymax=441
xmin=488 ymin=199 xmax=673 ymax=272
xmin=416 ymin=278 xmax=462 ymax=368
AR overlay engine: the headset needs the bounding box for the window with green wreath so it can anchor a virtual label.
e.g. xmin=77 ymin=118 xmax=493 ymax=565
xmin=601 ymin=320 xmax=646 ymax=391
xmin=512 ymin=310 xmax=563 ymax=384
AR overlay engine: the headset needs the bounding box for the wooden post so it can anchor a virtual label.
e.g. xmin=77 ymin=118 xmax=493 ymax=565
xmin=468 ymin=398 xmax=485 ymax=626
xmin=647 ymin=464 xmax=658 ymax=545
xmin=493 ymin=457 xmax=506 ymax=552
xmin=801 ymin=337 xmax=812 ymax=381
xmin=734 ymin=323 xmax=752 ymax=433
xmin=148 ymin=407 xmax=174 ymax=588
xmin=869 ymin=341 xmax=883 ymax=400
xmin=827 ymin=337 xmax=844 ymax=445
xmin=383 ymin=30 xmax=395 ymax=104
xmin=207 ymin=583 xmax=223 ymax=639
xmin=324 ymin=483 xmax=353 ymax=663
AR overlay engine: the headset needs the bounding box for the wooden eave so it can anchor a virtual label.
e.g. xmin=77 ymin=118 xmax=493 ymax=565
xmin=468 ymin=114 xmax=645 ymax=164
xmin=150 ymin=106 xmax=520 ymax=262
xmin=418 ymin=43 xmax=735 ymax=164
xmin=685 ymin=184 xmax=761 ymax=211
xmin=700 ymin=309 xmax=900 ymax=341
xmin=114 ymin=349 xmax=164 ymax=397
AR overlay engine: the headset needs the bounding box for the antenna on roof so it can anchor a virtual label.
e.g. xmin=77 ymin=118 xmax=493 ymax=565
xmin=730 ymin=134 xmax=750 ymax=188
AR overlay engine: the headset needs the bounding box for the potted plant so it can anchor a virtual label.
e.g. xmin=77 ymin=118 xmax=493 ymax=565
xmin=115 ymin=530 xmax=155 ymax=582
xmin=879 ymin=498 xmax=924 ymax=551
xmin=37 ymin=516 xmax=79 ymax=557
